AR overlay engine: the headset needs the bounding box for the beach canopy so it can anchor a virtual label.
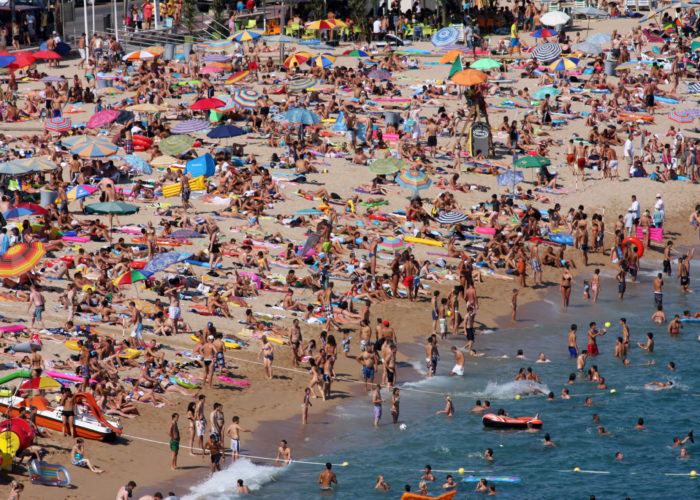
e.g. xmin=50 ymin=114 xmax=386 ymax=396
xmin=185 ymin=154 xmax=215 ymax=177
xmin=159 ymin=135 xmax=195 ymax=156
xmin=515 ymin=156 xmax=551 ymax=168
xmin=0 ymin=243 xmax=45 ymax=277
xmin=450 ymin=69 xmax=488 ymax=86
xmin=85 ymin=201 xmax=139 ymax=215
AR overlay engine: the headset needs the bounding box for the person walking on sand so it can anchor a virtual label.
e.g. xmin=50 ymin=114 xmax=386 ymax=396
xmin=27 ymin=285 xmax=46 ymax=330
xmin=372 ymin=384 xmax=384 ymax=427
xmin=259 ymin=335 xmax=274 ymax=380
xmin=194 ymin=395 xmax=206 ymax=458
xmin=168 ymin=413 xmax=180 ymax=470
xmin=226 ymin=416 xmax=252 ymax=462
xmin=201 ymin=336 xmax=216 ymax=388
xmin=302 ymin=388 xmax=312 ymax=424
xmin=59 ymin=387 xmax=76 ymax=438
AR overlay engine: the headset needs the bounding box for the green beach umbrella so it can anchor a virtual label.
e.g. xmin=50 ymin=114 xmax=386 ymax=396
xmin=470 ymin=58 xmax=501 ymax=70
xmin=369 ymin=158 xmax=407 ymax=175
xmin=514 ymin=156 xmax=551 ymax=168
xmin=159 ymin=135 xmax=195 ymax=156
xmin=85 ymin=201 xmax=139 ymax=215
xmin=448 ymin=56 xmax=464 ymax=79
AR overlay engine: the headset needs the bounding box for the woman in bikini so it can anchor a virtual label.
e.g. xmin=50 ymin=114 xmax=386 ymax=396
xmin=560 ymin=264 xmax=574 ymax=309
xmin=259 ymin=336 xmax=274 ymax=380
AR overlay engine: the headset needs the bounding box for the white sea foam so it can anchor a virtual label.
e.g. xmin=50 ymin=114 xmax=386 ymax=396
xmin=181 ymin=459 xmax=284 ymax=500
xmin=471 ymin=380 xmax=551 ymax=399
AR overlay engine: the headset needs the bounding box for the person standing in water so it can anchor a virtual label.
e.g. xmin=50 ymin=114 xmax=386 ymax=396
xmin=372 ymin=384 xmax=384 ymax=427
xmin=318 ymin=462 xmax=338 ymax=490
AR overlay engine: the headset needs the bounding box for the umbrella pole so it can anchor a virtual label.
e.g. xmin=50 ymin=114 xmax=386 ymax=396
xmin=109 ymin=213 xmax=113 ymax=244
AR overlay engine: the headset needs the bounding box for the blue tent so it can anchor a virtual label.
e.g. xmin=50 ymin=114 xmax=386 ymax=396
xmin=185 ymin=153 xmax=215 ymax=177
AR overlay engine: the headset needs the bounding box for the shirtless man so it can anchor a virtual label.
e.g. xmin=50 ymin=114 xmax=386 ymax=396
xmin=651 ymin=305 xmax=666 ymax=324
xmin=27 ymin=285 xmax=46 ymax=330
xmin=226 ymin=416 xmax=251 ymax=462
xmin=235 ymin=479 xmax=250 ymax=494
xmin=667 ymin=315 xmax=682 ymax=336
xmin=450 ymin=346 xmax=465 ymax=376
xmin=204 ymin=435 xmax=223 ymax=473
xmin=201 ymin=336 xmax=216 ymax=388
xmin=586 ymin=322 xmax=606 ymax=356
xmin=213 ymin=335 xmax=226 ymax=377
xmin=676 ymin=249 xmax=694 ymax=292
xmin=126 ymin=302 xmax=145 ymax=348
xmin=425 ymin=336 xmax=439 ymax=377
xmin=116 ymin=481 xmax=137 ymax=500
xmin=638 ymin=332 xmax=654 ymax=352
xmin=567 ymin=324 xmax=578 ymax=358
xmin=276 ymin=439 xmax=292 ymax=465
xmin=318 ymin=462 xmax=338 ymax=490
xmin=357 ymin=345 xmax=377 ymax=393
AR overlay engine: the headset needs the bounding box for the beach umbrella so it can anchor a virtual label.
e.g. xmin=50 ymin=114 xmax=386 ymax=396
xmin=295 ymin=208 xmax=325 ymax=216
xmin=199 ymin=65 xmax=225 ymax=75
xmin=202 ymin=53 xmax=231 ymax=63
xmin=207 ymin=124 xmax=245 ymax=138
xmin=449 ymin=56 xmax=464 ymax=79
xmin=283 ymin=52 xmax=311 ymax=68
xmin=19 ymin=377 xmax=62 ymax=391
xmin=171 ymin=119 xmax=209 ymax=134
xmin=515 ymin=155 xmax=551 ymax=168
xmin=151 ymin=155 xmax=179 ymax=167
xmin=144 ymin=46 xmax=165 ymax=57
xmin=126 ymin=103 xmax=168 ymax=113
xmin=540 ymin=11 xmax=570 ymax=26
xmin=450 ymin=69 xmax=488 ymax=86
xmin=308 ymin=54 xmax=335 ymax=68
xmin=65 ymin=184 xmax=98 ymax=201
xmin=469 ymin=58 xmax=502 ymax=70
xmin=123 ymin=50 xmax=155 ymax=61
xmin=86 ymin=109 xmax=120 ymax=129
xmin=279 ymin=107 xmax=321 ymax=125
xmin=232 ymin=89 xmax=261 ymax=109
xmin=305 ymin=19 xmax=346 ymax=30
xmin=33 ymin=50 xmax=61 ymax=60
xmin=265 ymin=35 xmax=301 ymax=43
xmin=508 ymin=96 xmax=532 ymax=108
xmin=170 ymin=229 xmax=205 ymax=239
xmin=369 ymin=158 xmax=407 ymax=175
xmin=587 ymin=33 xmax=611 ymax=45
xmin=70 ymin=140 xmax=118 ymax=158
xmin=9 ymin=157 xmax=57 ymax=173
xmin=532 ymin=43 xmax=562 ymax=63
xmin=431 ymin=27 xmax=459 ymax=47
xmin=378 ymin=236 xmax=406 ymax=252
xmin=3 ymin=207 xmax=39 ymax=219
xmin=61 ymin=135 xmax=113 ymax=149
xmin=681 ymin=108 xmax=700 ymax=117
xmin=143 ymin=251 xmax=193 ymax=274
xmin=0 ymin=55 xmax=16 ymax=68
xmin=531 ymin=86 xmax=562 ymax=99
xmin=9 ymin=51 xmax=35 ymax=69
xmin=0 ymin=162 xmax=34 ymax=176
xmin=668 ymin=111 xmax=694 ymax=123
xmin=548 ymin=56 xmax=580 ymax=72
xmin=344 ymin=49 xmax=370 ymax=57
xmin=177 ymin=80 xmax=202 ymax=87
xmin=191 ymin=98 xmax=227 ymax=111
xmin=225 ymin=70 xmax=251 ymax=84
xmin=44 ymin=116 xmax=71 ymax=133
xmin=0 ymin=243 xmax=45 ymax=277
xmin=572 ymin=42 xmax=604 ymax=55
xmin=113 ymin=270 xmax=151 ymax=286
xmin=396 ymin=170 xmax=432 ymax=191
xmin=159 ymin=135 xmax=195 ymax=156
xmin=440 ymin=49 xmax=463 ymax=64
xmin=229 ymin=29 xmax=264 ymax=42
xmin=437 ymin=212 xmax=468 ymax=225
xmin=15 ymin=203 xmax=49 ymax=215
xmin=95 ymin=87 xmax=123 ymax=95
xmin=531 ymin=28 xmax=559 ymax=38
xmin=123 ymin=154 xmax=152 ymax=174
xmin=115 ymin=110 xmax=135 ymax=125
xmin=368 ymin=69 xmax=392 ymax=80
xmin=287 ymin=78 xmax=319 ymax=92
xmin=85 ymin=201 xmax=139 ymax=215
xmin=497 ymin=170 xmax=525 ymax=186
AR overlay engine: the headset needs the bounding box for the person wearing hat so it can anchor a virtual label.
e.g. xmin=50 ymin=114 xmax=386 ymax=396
xmin=654 ymin=193 xmax=665 ymax=225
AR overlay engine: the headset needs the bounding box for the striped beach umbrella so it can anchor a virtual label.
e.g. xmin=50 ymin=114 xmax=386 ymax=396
xmin=548 ymin=56 xmax=579 ymax=72
xmin=532 ymin=43 xmax=562 ymax=63
xmin=144 ymin=46 xmax=165 ymax=57
xmin=305 ymin=19 xmax=346 ymax=30
xmin=232 ymin=89 xmax=261 ymax=109
xmin=681 ymin=108 xmax=700 ymax=117
xmin=688 ymin=83 xmax=700 ymax=94
xmin=123 ymin=154 xmax=152 ymax=174
xmin=143 ymin=251 xmax=193 ymax=274
xmin=171 ymin=119 xmax=209 ymax=134
xmin=214 ymin=95 xmax=236 ymax=112
xmin=509 ymin=96 xmax=532 ymax=108
xmin=113 ymin=270 xmax=151 ymax=286
xmin=343 ymin=49 xmax=370 ymax=57
xmin=437 ymin=212 xmax=469 ymax=225
xmin=368 ymin=69 xmax=392 ymax=80
xmin=531 ymin=28 xmax=558 ymax=38
xmin=0 ymin=243 xmax=45 ymax=277
xmin=308 ymin=54 xmax=335 ymax=68
xmin=431 ymin=27 xmax=459 ymax=47
xmin=123 ymin=50 xmax=155 ymax=61
xmin=378 ymin=236 xmax=406 ymax=252
xmin=229 ymin=29 xmax=264 ymax=42
xmin=396 ymin=170 xmax=432 ymax=191
xmin=45 ymin=116 xmax=71 ymax=132
xmin=615 ymin=61 xmax=638 ymax=71
xmin=203 ymin=53 xmax=231 ymax=63
xmin=225 ymin=70 xmax=251 ymax=84
xmin=283 ymin=52 xmax=311 ymax=68
xmin=287 ymin=78 xmax=319 ymax=92
xmin=668 ymin=111 xmax=694 ymax=123
xmin=40 ymin=75 xmax=66 ymax=82
xmin=191 ymin=98 xmax=227 ymax=111
xmin=151 ymin=155 xmax=179 ymax=167
xmin=11 ymin=157 xmax=57 ymax=172
xmin=159 ymin=135 xmax=195 ymax=156
xmin=369 ymin=158 xmax=407 ymax=175
xmin=87 ymin=109 xmax=120 ymax=129
xmin=66 ymin=184 xmax=99 ymax=201
xmin=61 ymin=135 xmax=113 ymax=149
xmin=94 ymin=86 xmax=123 ymax=95
xmin=70 ymin=139 xmax=118 ymax=158
xmin=126 ymin=103 xmax=167 ymax=113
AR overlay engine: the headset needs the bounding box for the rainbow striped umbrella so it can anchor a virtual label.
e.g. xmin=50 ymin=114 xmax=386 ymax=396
xmin=150 ymin=155 xmax=179 ymax=167
xmin=0 ymin=243 xmax=45 ymax=277
xmin=113 ymin=270 xmax=151 ymax=286
xmin=509 ymin=96 xmax=532 ymax=108
xmin=45 ymin=116 xmax=71 ymax=132
xmin=214 ymin=95 xmax=236 ymax=112
xmin=87 ymin=109 xmax=120 ymax=129
xmin=396 ymin=170 xmax=432 ymax=191
xmin=378 ymin=236 xmax=406 ymax=252
xmin=369 ymin=158 xmax=407 ymax=175
xmin=548 ymin=56 xmax=579 ymax=72
xmin=308 ymin=54 xmax=335 ymax=68
xmin=288 ymin=78 xmax=319 ymax=92
xmin=283 ymin=52 xmax=311 ymax=68
xmin=615 ymin=61 xmax=638 ymax=71
xmin=159 ymin=135 xmax=195 ymax=156
xmin=232 ymin=89 xmax=261 ymax=109
xmin=306 ymin=19 xmax=346 ymax=30
xmin=229 ymin=29 xmax=264 ymax=42
xmin=66 ymin=184 xmax=98 ymax=201
xmin=70 ymin=138 xmax=118 ymax=158
xmin=225 ymin=71 xmax=251 ymax=84
xmin=203 ymin=53 xmax=231 ymax=63
xmin=171 ymin=119 xmax=209 ymax=134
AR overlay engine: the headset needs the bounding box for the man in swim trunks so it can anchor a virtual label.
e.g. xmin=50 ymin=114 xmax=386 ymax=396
xmin=318 ymin=462 xmax=338 ymax=490
xmin=450 ymin=346 xmax=464 ymax=376
xmin=568 ymin=324 xmax=578 ymax=358
xmin=372 ymin=384 xmax=383 ymax=427
xmin=166 ymin=290 xmax=181 ymax=335
xmin=425 ymin=336 xmax=439 ymax=377
xmin=357 ymin=344 xmax=377 ymax=393
xmin=587 ymin=322 xmax=606 ymax=356
xmin=168 ymin=413 xmax=180 ymax=470
xmin=226 ymin=416 xmax=251 ymax=462
xmin=27 ymin=285 xmax=46 ymax=330
xmin=205 ymin=434 xmax=223 ymax=472
xmin=201 ymin=337 xmax=216 ymax=388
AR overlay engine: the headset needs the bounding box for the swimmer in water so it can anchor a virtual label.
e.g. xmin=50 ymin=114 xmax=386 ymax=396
xmin=544 ymin=433 xmax=557 ymax=447
xmin=536 ymin=352 xmax=551 ymax=363
xmin=677 ymin=448 xmax=690 ymax=459
xmin=484 ymin=448 xmax=494 ymax=462
xmin=318 ymin=462 xmax=337 ymax=490
xmin=584 ymin=397 xmax=594 ymax=407
xmin=436 ymin=396 xmax=454 ymax=416
xmin=634 ymin=418 xmax=647 ymax=430
xmin=598 ymin=426 xmax=614 ymax=437
xmin=645 ymin=381 xmax=673 ymax=389
xmin=672 ymin=431 xmax=694 ymax=447
xmin=615 ymin=452 xmax=624 ymax=461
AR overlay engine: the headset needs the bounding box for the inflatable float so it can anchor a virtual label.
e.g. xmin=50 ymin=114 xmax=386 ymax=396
xmin=404 ymin=235 xmax=444 ymax=247
xmin=482 ymin=413 xmax=543 ymax=429
xmin=550 ymin=232 xmax=574 ymax=245
xmin=400 ymin=492 xmax=457 ymax=500
xmin=29 ymin=459 xmax=71 ymax=487
xmin=169 ymin=373 xmax=201 ymax=389
xmin=621 ymin=236 xmax=644 ymax=258
xmin=217 ymin=376 xmax=251 ymax=387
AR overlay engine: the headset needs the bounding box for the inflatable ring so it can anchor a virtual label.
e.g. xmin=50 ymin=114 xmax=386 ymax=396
xmin=622 ymin=236 xmax=644 ymax=258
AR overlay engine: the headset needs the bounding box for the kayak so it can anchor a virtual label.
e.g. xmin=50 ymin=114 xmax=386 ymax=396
xmin=482 ymin=413 xmax=543 ymax=429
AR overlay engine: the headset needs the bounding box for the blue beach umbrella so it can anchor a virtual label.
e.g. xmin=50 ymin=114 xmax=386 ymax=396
xmin=123 ymin=154 xmax=153 ymax=174
xmin=3 ymin=207 xmax=36 ymax=219
xmin=295 ymin=208 xmax=325 ymax=216
xmin=207 ymin=125 xmax=245 ymax=139
xmin=279 ymin=107 xmax=321 ymax=125
xmin=143 ymin=251 xmax=193 ymax=274
xmin=587 ymin=33 xmax=611 ymax=45
xmin=497 ymin=170 xmax=524 ymax=186
xmin=0 ymin=55 xmax=16 ymax=68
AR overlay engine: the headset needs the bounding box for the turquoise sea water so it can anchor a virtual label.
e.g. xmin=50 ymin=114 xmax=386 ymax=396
xmin=182 ymin=264 xmax=700 ymax=499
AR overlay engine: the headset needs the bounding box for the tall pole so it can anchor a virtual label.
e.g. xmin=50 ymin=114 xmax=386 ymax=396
xmin=154 ymin=0 xmax=159 ymax=29
xmin=83 ymin=0 xmax=90 ymax=59
xmin=279 ymin=2 xmax=285 ymax=63
xmin=113 ymin=0 xmax=119 ymax=41
xmin=91 ymin=0 xmax=96 ymax=36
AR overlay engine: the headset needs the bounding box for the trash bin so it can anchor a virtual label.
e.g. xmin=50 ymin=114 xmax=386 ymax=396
xmin=384 ymin=111 xmax=401 ymax=126
xmin=164 ymin=43 xmax=174 ymax=61
xmin=604 ymin=59 xmax=617 ymax=77
xmin=40 ymin=190 xmax=58 ymax=208
xmin=103 ymin=13 xmax=112 ymax=32
xmin=468 ymin=122 xmax=491 ymax=158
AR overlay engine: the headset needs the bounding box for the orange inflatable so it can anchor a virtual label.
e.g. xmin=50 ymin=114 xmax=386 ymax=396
xmin=622 ymin=236 xmax=644 ymax=258
xmin=400 ymin=492 xmax=457 ymax=500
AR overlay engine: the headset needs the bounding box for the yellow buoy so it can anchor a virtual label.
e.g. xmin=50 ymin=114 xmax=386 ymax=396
xmin=458 ymin=468 xmax=465 ymax=474
xmin=610 ymin=389 xmax=617 ymax=394
xmin=573 ymin=467 xmax=581 ymax=472
xmin=515 ymin=394 xmax=521 ymax=400
xmin=341 ymin=462 xmax=349 ymax=466
xmin=690 ymin=470 xmax=697 ymax=477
